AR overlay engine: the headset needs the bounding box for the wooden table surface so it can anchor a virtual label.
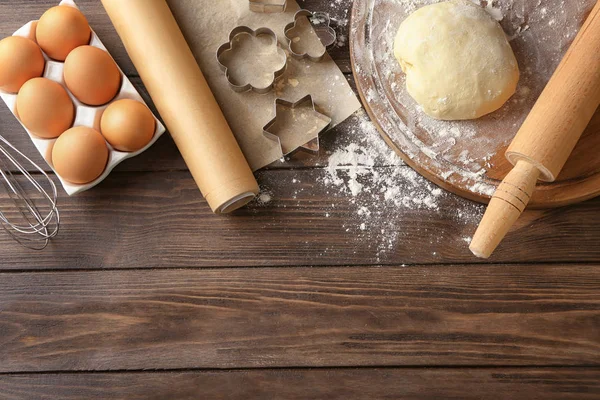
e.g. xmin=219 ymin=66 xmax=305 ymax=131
xmin=0 ymin=1 xmax=599 ymax=399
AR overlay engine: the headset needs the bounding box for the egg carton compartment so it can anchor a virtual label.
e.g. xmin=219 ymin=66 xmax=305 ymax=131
xmin=0 ymin=0 xmax=166 ymax=195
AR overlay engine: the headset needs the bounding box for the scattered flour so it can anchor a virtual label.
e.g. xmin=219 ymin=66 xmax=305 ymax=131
xmin=350 ymin=0 xmax=594 ymax=203
xmin=250 ymin=109 xmax=485 ymax=262
xmin=475 ymin=0 xmax=504 ymax=21
xmin=254 ymin=0 xmax=587 ymax=260
xmin=257 ymin=190 xmax=273 ymax=205
xmin=316 ymin=110 xmax=484 ymax=261
xmin=319 ymin=0 xmax=351 ymax=49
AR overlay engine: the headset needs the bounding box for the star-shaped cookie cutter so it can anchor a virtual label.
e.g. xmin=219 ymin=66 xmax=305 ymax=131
xmin=284 ymin=10 xmax=337 ymax=62
xmin=249 ymin=0 xmax=287 ymax=13
xmin=216 ymin=26 xmax=287 ymax=94
xmin=263 ymin=95 xmax=332 ymax=154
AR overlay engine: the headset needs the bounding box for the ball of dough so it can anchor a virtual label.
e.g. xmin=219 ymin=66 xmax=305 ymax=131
xmin=394 ymin=0 xmax=519 ymax=120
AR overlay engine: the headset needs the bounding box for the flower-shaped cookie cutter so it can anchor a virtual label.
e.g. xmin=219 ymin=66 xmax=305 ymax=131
xmin=249 ymin=0 xmax=287 ymax=13
xmin=284 ymin=10 xmax=337 ymax=62
xmin=263 ymin=95 xmax=331 ymax=154
xmin=217 ymin=26 xmax=287 ymax=94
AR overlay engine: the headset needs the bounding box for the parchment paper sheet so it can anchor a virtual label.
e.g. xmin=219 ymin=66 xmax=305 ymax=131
xmin=168 ymin=0 xmax=361 ymax=171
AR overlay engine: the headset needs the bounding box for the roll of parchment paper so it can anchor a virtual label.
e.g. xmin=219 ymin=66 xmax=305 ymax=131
xmin=101 ymin=0 xmax=259 ymax=213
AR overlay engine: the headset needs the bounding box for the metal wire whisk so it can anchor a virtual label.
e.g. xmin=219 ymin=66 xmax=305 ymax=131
xmin=0 ymin=134 xmax=59 ymax=250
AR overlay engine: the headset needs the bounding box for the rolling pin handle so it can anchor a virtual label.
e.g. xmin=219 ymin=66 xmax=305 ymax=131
xmin=470 ymin=160 xmax=541 ymax=258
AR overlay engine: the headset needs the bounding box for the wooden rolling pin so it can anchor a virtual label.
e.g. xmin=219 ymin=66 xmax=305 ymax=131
xmin=101 ymin=0 xmax=259 ymax=214
xmin=470 ymin=1 xmax=600 ymax=258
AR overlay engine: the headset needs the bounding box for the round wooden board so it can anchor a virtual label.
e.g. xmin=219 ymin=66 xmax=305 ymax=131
xmin=350 ymin=0 xmax=600 ymax=208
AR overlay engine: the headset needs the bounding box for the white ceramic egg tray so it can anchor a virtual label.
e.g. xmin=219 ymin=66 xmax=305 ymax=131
xmin=0 ymin=0 xmax=166 ymax=195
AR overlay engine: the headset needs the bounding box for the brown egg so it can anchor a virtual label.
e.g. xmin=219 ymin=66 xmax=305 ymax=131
xmin=16 ymin=77 xmax=74 ymax=139
xmin=36 ymin=5 xmax=90 ymax=61
xmin=64 ymin=46 xmax=121 ymax=106
xmin=100 ymin=99 xmax=155 ymax=152
xmin=52 ymin=126 xmax=108 ymax=184
xmin=0 ymin=36 xmax=45 ymax=93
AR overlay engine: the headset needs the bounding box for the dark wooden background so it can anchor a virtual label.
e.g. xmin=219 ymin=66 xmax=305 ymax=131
xmin=0 ymin=1 xmax=598 ymax=398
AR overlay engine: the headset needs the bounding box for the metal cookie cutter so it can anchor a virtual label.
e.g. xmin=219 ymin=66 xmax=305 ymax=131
xmin=263 ymin=95 xmax=332 ymax=154
xmin=284 ymin=10 xmax=337 ymax=62
xmin=249 ymin=0 xmax=287 ymax=13
xmin=217 ymin=26 xmax=287 ymax=94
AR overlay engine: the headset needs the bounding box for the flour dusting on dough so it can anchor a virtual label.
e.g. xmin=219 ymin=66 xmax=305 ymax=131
xmin=351 ymin=0 xmax=595 ymax=198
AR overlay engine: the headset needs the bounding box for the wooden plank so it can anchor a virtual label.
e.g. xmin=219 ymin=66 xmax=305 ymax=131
xmin=0 ymin=368 xmax=599 ymax=399
xmin=0 ymin=265 xmax=598 ymax=371
xmin=0 ymin=169 xmax=598 ymax=269
xmin=0 ymin=0 xmax=353 ymax=76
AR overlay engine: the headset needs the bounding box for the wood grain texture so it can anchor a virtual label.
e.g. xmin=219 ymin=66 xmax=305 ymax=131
xmin=0 ymin=265 xmax=599 ymax=371
xmin=0 ymin=1 xmax=598 ymax=395
xmin=0 ymin=169 xmax=598 ymax=270
xmin=1 ymin=368 xmax=599 ymax=400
